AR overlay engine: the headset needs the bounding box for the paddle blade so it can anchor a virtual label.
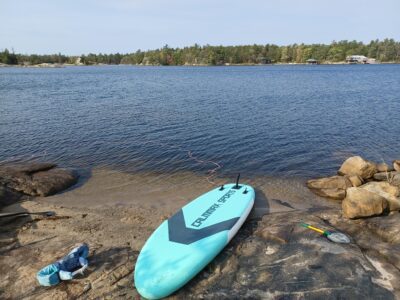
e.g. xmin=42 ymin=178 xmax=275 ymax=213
xmin=327 ymin=232 xmax=350 ymax=244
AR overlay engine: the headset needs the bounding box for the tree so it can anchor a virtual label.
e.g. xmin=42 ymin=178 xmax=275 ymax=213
xmin=0 ymin=49 xmax=18 ymax=64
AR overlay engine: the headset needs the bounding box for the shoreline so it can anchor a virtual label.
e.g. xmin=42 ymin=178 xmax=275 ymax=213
xmin=1 ymin=62 xmax=400 ymax=68
xmin=41 ymin=167 xmax=337 ymax=215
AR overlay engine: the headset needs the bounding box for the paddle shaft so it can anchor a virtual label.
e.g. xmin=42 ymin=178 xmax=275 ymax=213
xmin=300 ymin=223 xmax=329 ymax=236
xmin=0 ymin=211 xmax=55 ymax=218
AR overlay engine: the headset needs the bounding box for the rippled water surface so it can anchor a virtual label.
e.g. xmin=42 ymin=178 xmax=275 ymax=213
xmin=1 ymin=65 xmax=399 ymax=178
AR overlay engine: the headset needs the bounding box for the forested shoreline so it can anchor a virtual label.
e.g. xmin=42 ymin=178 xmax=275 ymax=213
xmin=1 ymin=39 xmax=400 ymax=66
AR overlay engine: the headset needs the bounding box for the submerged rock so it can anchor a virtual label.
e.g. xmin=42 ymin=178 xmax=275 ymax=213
xmin=0 ymin=162 xmax=56 ymax=175
xmin=342 ymin=187 xmax=387 ymax=219
xmin=338 ymin=156 xmax=377 ymax=179
xmin=30 ymin=168 xmax=78 ymax=196
xmin=306 ymin=175 xmax=352 ymax=200
xmin=0 ymin=162 xmax=78 ymax=197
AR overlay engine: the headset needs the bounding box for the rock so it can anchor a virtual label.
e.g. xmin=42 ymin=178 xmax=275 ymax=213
xmin=0 ymin=162 xmax=78 ymax=197
xmin=394 ymin=160 xmax=400 ymax=172
xmin=310 ymin=188 xmax=346 ymax=200
xmin=346 ymin=175 xmax=364 ymax=187
xmin=307 ymin=176 xmax=352 ymax=190
xmin=393 ymin=174 xmax=400 ymax=187
xmin=362 ymin=181 xmax=399 ymax=196
xmin=2 ymin=198 xmax=400 ymax=298
xmin=338 ymin=156 xmax=377 ymax=179
xmin=373 ymin=171 xmax=400 ymax=181
xmin=31 ymin=168 xmax=78 ymax=196
xmin=306 ymin=176 xmax=352 ymax=200
xmin=179 ymin=210 xmax=397 ymax=298
xmin=342 ymin=187 xmax=387 ymax=219
xmin=376 ymin=162 xmax=393 ymax=172
xmin=360 ymin=182 xmax=400 ymax=211
xmin=0 ymin=162 xmax=56 ymax=175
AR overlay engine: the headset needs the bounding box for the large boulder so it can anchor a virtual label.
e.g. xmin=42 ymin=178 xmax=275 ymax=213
xmin=342 ymin=187 xmax=387 ymax=219
xmin=307 ymin=176 xmax=352 ymax=200
xmin=338 ymin=156 xmax=377 ymax=179
xmin=360 ymin=182 xmax=400 ymax=211
xmin=0 ymin=162 xmax=78 ymax=197
xmin=394 ymin=160 xmax=400 ymax=172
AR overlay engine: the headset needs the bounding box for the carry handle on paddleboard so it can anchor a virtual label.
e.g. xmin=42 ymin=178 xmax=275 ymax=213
xmin=219 ymin=173 xmax=242 ymax=191
xmin=232 ymin=173 xmax=241 ymax=189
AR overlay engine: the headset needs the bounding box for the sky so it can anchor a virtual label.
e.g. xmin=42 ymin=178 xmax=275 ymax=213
xmin=0 ymin=0 xmax=399 ymax=55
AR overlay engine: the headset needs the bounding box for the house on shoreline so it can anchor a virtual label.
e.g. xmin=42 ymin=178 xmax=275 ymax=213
xmin=306 ymin=59 xmax=319 ymax=65
xmin=346 ymin=55 xmax=378 ymax=64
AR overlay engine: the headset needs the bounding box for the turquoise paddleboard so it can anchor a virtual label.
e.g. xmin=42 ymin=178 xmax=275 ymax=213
xmin=134 ymin=180 xmax=255 ymax=299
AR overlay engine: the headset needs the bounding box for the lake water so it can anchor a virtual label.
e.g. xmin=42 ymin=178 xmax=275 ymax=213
xmin=1 ymin=65 xmax=399 ymax=179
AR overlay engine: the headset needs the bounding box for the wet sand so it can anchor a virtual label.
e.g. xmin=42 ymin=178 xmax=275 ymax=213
xmin=43 ymin=168 xmax=339 ymax=217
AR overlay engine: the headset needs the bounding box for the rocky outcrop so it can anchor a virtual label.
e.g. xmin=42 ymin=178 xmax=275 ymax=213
xmin=342 ymin=187 xmax=387 ymax=219
xmin=306 ymin=175 xmax=352 ymax=200
xmin=1 ymin=199 xmax=398 ymax=299
xmin=307 ymin=156 xmax=400 ymax=219
xmin=338 ymin=156 xmax=377 ymax=179
xmin=360 ymin=182 xmax=400 ymax=211
xmin=0 ymin=162 xmax=78 ymax=197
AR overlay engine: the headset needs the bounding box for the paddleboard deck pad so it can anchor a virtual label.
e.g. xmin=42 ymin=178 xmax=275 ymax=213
xmin=134 ymin=183 xmax=255 ymax=299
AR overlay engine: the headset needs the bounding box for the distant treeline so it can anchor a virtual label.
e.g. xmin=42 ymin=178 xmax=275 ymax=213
xmin=1 ymin=39 xmax=400 ymax=66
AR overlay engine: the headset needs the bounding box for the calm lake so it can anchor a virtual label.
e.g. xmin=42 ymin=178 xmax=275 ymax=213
xmin=1 ymin=65 xmax=399 ymax=178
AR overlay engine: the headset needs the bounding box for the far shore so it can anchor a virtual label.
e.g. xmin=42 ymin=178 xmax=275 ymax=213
xmin=1 ymin=61 xmax=399 ymax=69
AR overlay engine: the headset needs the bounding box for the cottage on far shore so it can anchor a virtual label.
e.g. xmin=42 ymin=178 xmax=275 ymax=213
xmin=346 ymin=55 xmax=378 ymax=64
xmin=346 ymin=55 xmax=367 ymax=63
xmin=306 ymin=59 xmax=319 ymax=64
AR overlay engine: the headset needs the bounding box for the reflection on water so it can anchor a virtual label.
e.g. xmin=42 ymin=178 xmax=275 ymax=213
xmin=1 ymin=65 xmax=399 ymax=178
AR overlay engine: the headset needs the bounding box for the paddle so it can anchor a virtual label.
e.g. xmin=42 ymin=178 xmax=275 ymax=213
xmin=300 ymin=222 xmax=350 ymax=244
xmin=0 ymin=211 xmax=55 ymax=218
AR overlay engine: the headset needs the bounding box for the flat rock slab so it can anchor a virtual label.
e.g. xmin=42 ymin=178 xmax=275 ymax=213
xmin=1 ymin=196 xmax=399 ymax=299
xmin=0 ymin=162 xmax=78 ymax=197
xmin=178 ymin=210 xmax=399 ymax=299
